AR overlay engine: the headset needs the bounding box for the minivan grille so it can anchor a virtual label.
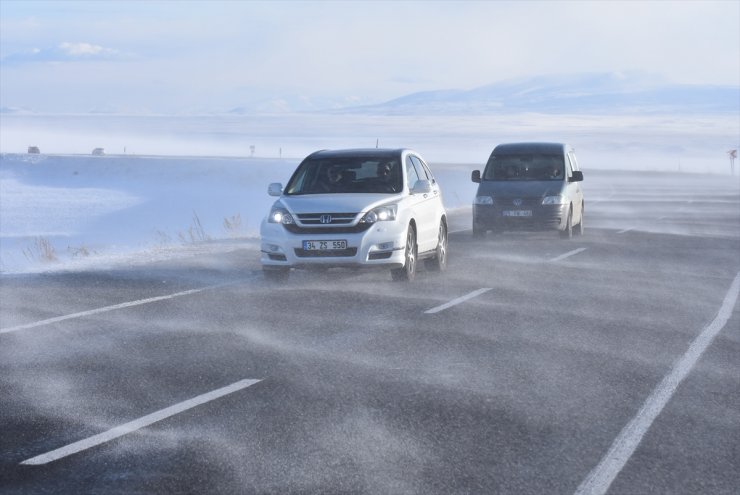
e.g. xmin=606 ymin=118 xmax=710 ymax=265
xmin=494 ymin=197 xmax=541 ymax=208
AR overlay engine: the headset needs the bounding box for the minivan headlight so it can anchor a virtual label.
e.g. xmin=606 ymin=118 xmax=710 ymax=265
xmin=542 ymin=195 xmax=567 ymax=205
xmin=475 ymin=195 xmax=493 ymax=205
xmin=268 ymin=207 xmax=294 ymax=224
xmin=360 ymin=204 xmax=397 ymax=224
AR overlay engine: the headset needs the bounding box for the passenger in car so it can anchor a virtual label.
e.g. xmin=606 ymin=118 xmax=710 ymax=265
xmin=377 ymin=161 xmax=400 ymax=192
xmin=316 ymin=165 xmax=344 ymax=192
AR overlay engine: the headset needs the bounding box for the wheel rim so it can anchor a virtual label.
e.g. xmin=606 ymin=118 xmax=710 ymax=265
xmin=438 ymin=223 xmax=447 ymax=266
xmin=406 ymin=229 xmax=416 ymax=275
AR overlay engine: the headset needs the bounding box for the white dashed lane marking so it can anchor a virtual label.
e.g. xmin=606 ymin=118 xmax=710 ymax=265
xmin=21 ymin=378 xmax=262 ymax=466
xmin=0 ymin=282 xmax=242 ymax=335
xmin=424 ymin=288 xmax=493 ymax=314
xmin=549 ymin=247 xmax=587 ymax=262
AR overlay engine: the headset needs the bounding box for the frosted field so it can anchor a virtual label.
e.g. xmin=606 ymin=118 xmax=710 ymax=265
xmin=1 ymin=113 xmax=738 ymax=274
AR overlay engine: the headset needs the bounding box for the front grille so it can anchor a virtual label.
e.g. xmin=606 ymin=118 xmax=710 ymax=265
xmin=286 ymin=211 xmax=369 ymax=234
xmin=294 ymin=248 xmax=358 ymax=258
xmin=284 ymin=223 xmax=372 ymax=234
xmin=296 ymin=212 xmax=358 ymax=225
xmin=494 ymin=197 xmax=541 ymax=208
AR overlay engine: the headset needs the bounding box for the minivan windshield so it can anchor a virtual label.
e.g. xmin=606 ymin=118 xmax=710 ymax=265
xmin=285 ymin=156 xmax=403 ymax=194
xmin=482 ymin=153 xmax=565 ymax=181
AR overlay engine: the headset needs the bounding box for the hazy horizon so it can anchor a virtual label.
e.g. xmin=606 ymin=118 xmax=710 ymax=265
xmin=1 ymin=1 xmax=738 ymax=114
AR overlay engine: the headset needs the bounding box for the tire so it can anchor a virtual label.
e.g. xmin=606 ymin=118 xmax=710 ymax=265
xmin=425 ymin=220 xmax=448 ymax=272
xmin=391 ymin=225 xmax=417 ymax=281
xmin=472 ymin=222 xmax=486 ymax=238
xmin=263 ymin=267 xmax=289 ymax=282
xmin=576 ymin=203 xmax=584 ymax=236
xmin=559 ymin=207 xmax=573 ymax=239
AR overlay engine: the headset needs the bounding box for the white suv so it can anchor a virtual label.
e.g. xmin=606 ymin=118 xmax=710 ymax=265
xmin=260 ymin=149 xmax=448 ymax=281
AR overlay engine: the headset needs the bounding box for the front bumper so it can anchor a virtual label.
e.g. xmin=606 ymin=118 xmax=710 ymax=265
xmin=473 ymin=203 xmax=567 ymax=232
xmin=260 ymin=219 xmax=408 ymax=269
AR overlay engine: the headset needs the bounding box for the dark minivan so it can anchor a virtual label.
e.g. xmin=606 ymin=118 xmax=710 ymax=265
xmin=471 ymin=142 xmax=584 ymax=238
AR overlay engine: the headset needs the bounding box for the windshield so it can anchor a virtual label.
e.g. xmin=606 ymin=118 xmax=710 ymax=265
xmin=482 ymin=153 xmax=565 ymax=181
xmin=284 ymin=156 xmax=403 ymax=195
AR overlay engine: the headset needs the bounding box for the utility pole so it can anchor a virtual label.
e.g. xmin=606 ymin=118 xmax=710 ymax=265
xmin=728 ymin=149 xmax=737 ymax=175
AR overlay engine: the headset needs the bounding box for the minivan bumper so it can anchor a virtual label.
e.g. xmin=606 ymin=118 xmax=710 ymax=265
xmin=473 ymin=203 xmax=567 ymax=232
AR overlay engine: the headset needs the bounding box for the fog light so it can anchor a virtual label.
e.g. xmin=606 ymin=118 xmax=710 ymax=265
xmin=376 ymin=242 xmax=394 ymax=250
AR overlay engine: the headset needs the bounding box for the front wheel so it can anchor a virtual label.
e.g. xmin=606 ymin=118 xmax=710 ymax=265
xmin=391 ymin=225 xmax=417 ymax=281
xmin=576 ymin=203 xmax=584 ymax=236
xmin=472 ymin=221 xmax=486 ymax=238
xmin=425 ymin=220 xmax=448 ymax=272
xmin=559 ymin=207 xmax=573 ymax=239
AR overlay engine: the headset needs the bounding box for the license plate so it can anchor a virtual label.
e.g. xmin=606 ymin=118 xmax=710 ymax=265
xmin=303 ymin=240 xmax=347 ymax=251
xmin=502 ymin=210 xmax=532 ymax=217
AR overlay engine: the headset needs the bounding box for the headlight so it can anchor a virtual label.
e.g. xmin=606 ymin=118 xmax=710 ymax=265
xmin=268 ymin=207 xmax=294 ymax=224
xmin=542 ymin=195 xmax=567 ymax=205
xmin=360 ymin=204 xmax=397 ymax=224
xmin=474 ymin=196 xmax=493 ymax=205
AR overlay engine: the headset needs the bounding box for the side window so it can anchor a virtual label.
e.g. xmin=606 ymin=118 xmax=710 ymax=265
xmin=411 ymin=155 xmax=437 ymax=184
xmin=410 ymin=156 xmax=428 ymax=180
xmin=405 ymin=156 xmax=420 ymax=189
xmin=568 ymin=151 xmax=580 ymax=171
xmin=565 ymin=154 xmax=574 ymax=178
xmin=421 ymin=163 xmax=436 ymax=184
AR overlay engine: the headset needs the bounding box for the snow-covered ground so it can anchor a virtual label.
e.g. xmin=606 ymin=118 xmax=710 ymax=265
xmin=0 ymin=152 xmax=481 ymax=274
xmin=3 ymin=149 xmax=739 ymax=275
xmin=2 ymin=112 xmax=736 ymax=173
xmin=1 ymin=113 xmax=738 ymax=274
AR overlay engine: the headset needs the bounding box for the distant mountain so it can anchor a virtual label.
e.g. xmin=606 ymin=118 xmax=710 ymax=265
xmin=337 ymin=72 xmax=739 ymax=115
xmin=0 ymin=106 xmax=34 ymax=114
xmin=227 ymin=95 xmax=376 ymax=115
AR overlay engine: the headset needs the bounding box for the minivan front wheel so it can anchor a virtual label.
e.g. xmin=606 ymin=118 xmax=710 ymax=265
xmin=576 ymin=202 xmax=584 ymax=236
xmin=559 ymin=207 xmax=573 ymax=239
xmin=392 ymin=225 xmax=417 ymax=281
xmin=472 ymin=221 xmax=486 ymax=238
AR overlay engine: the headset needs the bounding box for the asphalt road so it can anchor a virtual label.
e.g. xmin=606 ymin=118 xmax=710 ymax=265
xmin=2 ymin=181 xmax=739 ymax=494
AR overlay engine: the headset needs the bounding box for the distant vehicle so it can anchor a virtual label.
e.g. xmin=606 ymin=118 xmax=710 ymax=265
xmin=92 ymin=148 xmax=105 ymax=156
xmin=260 ymin=148 xmax=448 ymax=281
xmin=27 ymin=146 xmax=40 ymax=154
xmin=471 ymin=142 xmax=584 ymax=238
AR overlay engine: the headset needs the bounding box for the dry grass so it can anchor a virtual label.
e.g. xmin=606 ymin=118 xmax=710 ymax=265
xmin=178 ymin=210 xmax=211 ymax=244
xmin=223 ymin=213 xmax=243 ymax=237
xmin=68 ymin=245 xmax=93 ymax=258
xmin=23 ymin=237 xmax=58 ymax=263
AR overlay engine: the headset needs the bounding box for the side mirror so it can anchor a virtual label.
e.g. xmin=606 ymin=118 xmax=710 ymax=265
xmin=268 ymin=183 xmax=283 ymax=196
xmin=570 ymin=171 xmax=584 ymax=182
xmin=471 ymin=170 xmax=481 ymax=183
xmin=411 ymin=179 xmax=432 ymax=195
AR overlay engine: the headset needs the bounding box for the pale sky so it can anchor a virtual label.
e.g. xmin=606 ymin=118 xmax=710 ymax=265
xmin=1 ymin=0 xmax=738 ymax=114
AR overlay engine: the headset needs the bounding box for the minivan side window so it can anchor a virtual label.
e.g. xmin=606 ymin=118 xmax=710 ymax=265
xmin=568 ymin=151 xmax=580 ymax=171
xmin=566 ymin=154 xmax=577 ymax=179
